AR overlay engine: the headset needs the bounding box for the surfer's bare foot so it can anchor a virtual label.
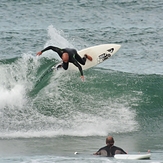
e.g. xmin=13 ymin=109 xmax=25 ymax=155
xmin=84 ymin=54 xmax=92 ymax=61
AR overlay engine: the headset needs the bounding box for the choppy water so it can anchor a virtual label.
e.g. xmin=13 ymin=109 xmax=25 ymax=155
xmin=0 ymin=0 xmax=163 ymax=163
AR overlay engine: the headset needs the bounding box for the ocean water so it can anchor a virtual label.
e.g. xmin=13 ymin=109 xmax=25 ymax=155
xmin=0 ymin=0 xmax=163 ymax=162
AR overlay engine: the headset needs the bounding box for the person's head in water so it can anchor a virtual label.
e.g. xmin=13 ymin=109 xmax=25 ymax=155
xmin=62 ymin=53 xmax=69 ymax=63
xmin=106 ymin=136 xmax=114 ymax=146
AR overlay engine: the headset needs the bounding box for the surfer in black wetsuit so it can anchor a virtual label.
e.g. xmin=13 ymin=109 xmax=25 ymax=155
xmin=93 ymin=136 xmax=127 ymax=157
xmin=37 ymin=46 xmax=92 ymax=81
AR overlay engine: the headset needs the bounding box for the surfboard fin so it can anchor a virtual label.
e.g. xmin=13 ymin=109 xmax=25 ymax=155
xmin=56 ymin=64 xmax=62 ymax=70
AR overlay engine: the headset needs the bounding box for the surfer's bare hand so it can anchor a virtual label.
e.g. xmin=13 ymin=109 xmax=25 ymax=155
xmin=36 ymin=51 xmax=42 ymax=56
xmin=81 ymin=76 xmax=84 ymax=81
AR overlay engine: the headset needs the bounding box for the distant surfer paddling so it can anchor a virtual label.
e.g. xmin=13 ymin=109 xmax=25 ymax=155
xmin=37 ymin=46 xmax=92 ymax=81
xmin=93 ymin=136 xmax=127 ymax=157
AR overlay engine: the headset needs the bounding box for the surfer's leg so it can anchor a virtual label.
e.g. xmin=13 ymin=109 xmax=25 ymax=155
xmin=75 ymin=53 xmax=86 ymax=65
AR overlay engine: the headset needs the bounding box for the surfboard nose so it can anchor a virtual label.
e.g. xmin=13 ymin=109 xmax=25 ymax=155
xmin=111 ymin=44 xmax=121 ymax=53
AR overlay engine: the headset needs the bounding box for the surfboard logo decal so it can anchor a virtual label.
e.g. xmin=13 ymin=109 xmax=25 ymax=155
xmin=98 ymin=48 xmax=114 ymax=63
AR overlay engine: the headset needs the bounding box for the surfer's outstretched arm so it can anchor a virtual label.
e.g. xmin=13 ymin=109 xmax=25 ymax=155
xmin=36 ymin=46 xmax=63 ymax=57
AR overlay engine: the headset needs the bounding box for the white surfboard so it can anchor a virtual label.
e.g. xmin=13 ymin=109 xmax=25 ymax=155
xmin=54 ymin=44 xmax=121 ymax=71
xmin=114 ymin=153 xmax=151 ymax=160
xmin=69 ymin=44 xmax=121 ymax=70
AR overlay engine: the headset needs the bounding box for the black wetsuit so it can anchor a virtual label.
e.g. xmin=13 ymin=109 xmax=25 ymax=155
xmin=41 ymin=46 xmax=86 ymax=76
xmin=97 ymin=145 xmax=127 ymax=157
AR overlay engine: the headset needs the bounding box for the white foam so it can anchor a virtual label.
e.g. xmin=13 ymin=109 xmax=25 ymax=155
xmin=0 ymin=85 xmax=26 ymax=110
